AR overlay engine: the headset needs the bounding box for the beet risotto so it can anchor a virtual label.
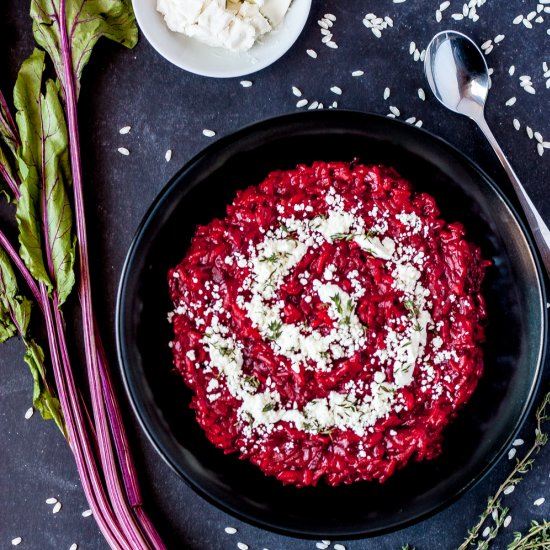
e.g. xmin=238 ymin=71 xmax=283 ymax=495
xmin=167 ymin=161 xmax=489 ymax=487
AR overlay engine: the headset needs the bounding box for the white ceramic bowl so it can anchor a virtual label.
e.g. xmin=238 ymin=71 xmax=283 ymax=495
xmin=132 ymin=0 xmax=312 ymax=78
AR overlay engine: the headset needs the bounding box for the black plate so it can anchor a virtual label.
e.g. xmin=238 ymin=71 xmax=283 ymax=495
xmin=116 ymin=111 xmax=546 ymax=538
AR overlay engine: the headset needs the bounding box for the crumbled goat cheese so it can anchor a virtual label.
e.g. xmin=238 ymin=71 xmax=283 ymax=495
xmin=156 ymin=0 xmax=291 ymax=52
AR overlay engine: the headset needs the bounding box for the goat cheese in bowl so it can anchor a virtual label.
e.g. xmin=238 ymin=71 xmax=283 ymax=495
xmin=133 ymin=0 xmax=311 ymax=77
xmin=156 ymin=0 xmax=290 ymax=52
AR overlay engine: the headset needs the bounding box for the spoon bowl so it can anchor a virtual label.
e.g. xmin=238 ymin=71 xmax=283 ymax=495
xmin=425 ymin=30 xmax=490 ymax=120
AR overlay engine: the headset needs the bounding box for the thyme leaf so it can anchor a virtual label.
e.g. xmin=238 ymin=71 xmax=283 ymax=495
xmin=266 ymin=320 xmax=283 ymax=340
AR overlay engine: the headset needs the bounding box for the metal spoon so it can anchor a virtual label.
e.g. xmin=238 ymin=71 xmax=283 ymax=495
xmin=424 ymin=30 xmax=550 ymax=275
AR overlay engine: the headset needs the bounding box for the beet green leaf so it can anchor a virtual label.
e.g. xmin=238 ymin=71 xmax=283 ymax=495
xmin=14 ymin=49 xmax=76 ymax=305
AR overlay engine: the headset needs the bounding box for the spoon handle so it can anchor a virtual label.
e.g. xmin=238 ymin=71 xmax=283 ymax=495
xmin=475 ymin=115 xmax=550 ymax=277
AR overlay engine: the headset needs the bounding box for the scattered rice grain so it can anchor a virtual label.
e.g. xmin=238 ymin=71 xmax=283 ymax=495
xmin=534 ymin=131 xmax=543 ymax=143
xmin=452 ymin=13 xmax=464 ymax=20
xmin=306 ymin=49 xmax=317 ymax=58
xmin=513 ymin=118 xmax=521 ymax=130
xmin=513 ymin=14 xmax=523 ymax=24
xmin=509 ymin=65 xmax=516 ymax=75
xmin=504 ymin=515 xmax=512 ymax=528
xmin=202 ymin=129 xmax=216 ymax=138
xmin=117 ymin=147 xmax=129 ymax=156
xmin=537 ymin=143 xmax=545 ymax=156
xmin=296 ymin=99 xmax=308 ymax=108
xmin=505 ymin=97 xmax=517 ymax=106
xmin=527 ymin=126 xmax=534 ymax=139
xmin=318 ymin=19 xmax=328 ymax=29
xmin=384 ymin=87 xmax=390 ymax=100
xmin=513 ymin=438 xmax=524 ymax=446
xmin=25 ymin=407 xmax=34 ymax=419
xmin=389 ymin=105 xmax=401 ymax=116
xmin=436 ymin=10 xmax=442 ymax=22
xmin=292 ymin=86 xmax=302 ymax=97
xmin=237 ymin=543 xmax=248 ymax=550
xmin=522 ymin=19 xmax=533 ymax=28
xmin=334 ymin=545 xmax=346 ymax=550
xmin=11 ymin=538 xmax=22 ymax=546
xmin=308 ymin=101 xmax=319 ymax=110
xmin=418 ymin=88 xmax=426 ymax=100
xmin=69 ymin=545 xmax=78 ymax=550
xmin=326 ymin=41 xmax=338 ymax=48
xmin=52 ymin=502 xmax=62 ymax=514
xmin=503 ymin=485 xmax=515 ymax=495
xmin=82 ymin=509 xmax=92 ymax=517
xmin=524 ymin=85 xmax=536 ymax=94
xmin=415 ymin=120 xmax=423 ymax=127
xmin=46 ymin=497 xmax=58 ymax=505
xmin=324 ymin=13 xmax=336 ymax=21
xmin=482 ymin=526 xmax=491 ymax=537
xmin=440 ymin=1 xmax=450 ymax=9
xmin=534 ymin=497 xmax=545 ymax=506
xmin=330 ymin=86 xmax=342 ymax=95
xmin=240 ymin=80 xmax=252 ymax=88
xmin=119 ymin=126 xmax=131 ymax=134
xmin=494 ymin=34 xmax=505 ymax=43
xmin=165 ymin=149 xmax=172 ymax=162
xmin=225 ymin=527 xmax=237 ymax=534
xmin=315 ymin=544 xmax=328 ymax=550
xmin=508 ymin=448 xmax=516 ymax=459
xmin=405 ymin=117 xmax=416 ymax=124
xmin=352 ymin=70 xmax=364 ymax=76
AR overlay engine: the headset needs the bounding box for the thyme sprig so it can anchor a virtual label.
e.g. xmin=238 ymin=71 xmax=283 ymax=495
xmin=509 ymin=519 xmax=550 ymax=549
xmin=458 ymin=391 xmax=550 ymax=550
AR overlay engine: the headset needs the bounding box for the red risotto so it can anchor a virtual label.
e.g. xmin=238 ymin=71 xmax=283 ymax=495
xmin=168 ymin=161 xmax=489 ymax=487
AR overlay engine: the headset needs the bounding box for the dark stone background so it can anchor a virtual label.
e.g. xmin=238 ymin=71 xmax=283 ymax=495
xmin=1 ymin=1 xmax=549 ymax=549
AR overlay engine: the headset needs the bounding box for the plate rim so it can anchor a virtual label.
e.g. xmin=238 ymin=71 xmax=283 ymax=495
xmin=115 ymin=110 xmax=547 ymax=538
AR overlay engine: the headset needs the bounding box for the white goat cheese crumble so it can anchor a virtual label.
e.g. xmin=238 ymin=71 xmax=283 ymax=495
xmin=156 ymin=0 xmax=291 ymax=52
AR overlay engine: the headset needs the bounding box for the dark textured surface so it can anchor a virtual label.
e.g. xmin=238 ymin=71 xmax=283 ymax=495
xmin=1 ymin=1 xmax=549 ymax=549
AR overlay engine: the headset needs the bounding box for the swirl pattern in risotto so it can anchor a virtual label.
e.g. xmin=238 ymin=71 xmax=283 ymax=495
xmin=167 ymin=161 xmax=489 ymax=487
